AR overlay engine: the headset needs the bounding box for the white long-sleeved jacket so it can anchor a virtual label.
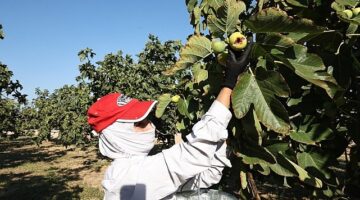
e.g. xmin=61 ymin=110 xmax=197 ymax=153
xmin=100 ymin=100 xmax=232 ymax=200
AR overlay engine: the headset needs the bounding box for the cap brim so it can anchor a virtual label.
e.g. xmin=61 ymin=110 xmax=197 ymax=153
xmin=115 ymin=100 xmax=157 ymax=123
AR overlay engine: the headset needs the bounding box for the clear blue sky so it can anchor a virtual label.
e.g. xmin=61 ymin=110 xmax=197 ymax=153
xmin=0 ymin=0 xmax=193 ymax=100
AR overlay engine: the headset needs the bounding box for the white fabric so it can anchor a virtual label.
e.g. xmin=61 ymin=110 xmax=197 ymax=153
xmin=100 ymin=100 xmax=232 ymax=200
xmin=99 ymin=122 xmax=156 ymax=159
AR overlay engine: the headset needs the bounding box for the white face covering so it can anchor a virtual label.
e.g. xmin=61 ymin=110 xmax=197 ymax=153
xmin=99 ymin=121 xmax=156 ymax=159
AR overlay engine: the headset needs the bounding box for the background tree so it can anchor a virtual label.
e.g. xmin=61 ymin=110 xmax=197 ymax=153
xmin=77 ymin=35 xmax=185 ymax=145
xmin=29 ymin=85 xmax=92 ymax=146
xmin=0 ymin=24 xmax=26 ymax=137
xmin=28 ymin=35 xmax=185 ymax=146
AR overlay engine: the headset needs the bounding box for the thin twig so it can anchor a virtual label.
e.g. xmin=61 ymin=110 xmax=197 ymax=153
xmin=247 ymin=172 xmax=261 ymax=200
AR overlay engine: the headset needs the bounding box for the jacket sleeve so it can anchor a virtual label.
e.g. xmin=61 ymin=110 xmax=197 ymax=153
xmin=177 ymin=141 xmax=232 ymax=192
xmin=135 ymin=100 xmax=232 ymax=199
xmin=161 ymin=100 xmax=232 ymax=185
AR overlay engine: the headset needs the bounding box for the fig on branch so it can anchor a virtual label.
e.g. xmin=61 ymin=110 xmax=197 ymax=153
xmin=211 ymin=40 xmax=226 ymax=53
xmin=352 ymin=7 xmax=360 ymax=16
xmin=171 ymin=95 xmax=181 ymax=103
xmin=342 ymin=9 xmax=353 ymax=18
xmin=229 ymin=32 xmax=247 ymax=51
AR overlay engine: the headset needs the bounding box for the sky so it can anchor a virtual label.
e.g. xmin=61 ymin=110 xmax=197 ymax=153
xmin=0 ymin=0 xmax=193 ymax=100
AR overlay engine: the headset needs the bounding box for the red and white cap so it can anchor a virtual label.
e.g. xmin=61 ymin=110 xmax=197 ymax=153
xmin=87 ymin=93 xmax=157 ymax=132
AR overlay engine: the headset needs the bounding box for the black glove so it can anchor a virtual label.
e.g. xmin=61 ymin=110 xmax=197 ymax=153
xmin=222 ymin=37 xmax=253 ymax=89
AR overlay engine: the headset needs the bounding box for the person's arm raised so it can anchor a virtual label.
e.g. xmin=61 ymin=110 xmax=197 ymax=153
xmin=216 ymin=87 xmax=232 ymax=109
xmin=136 ymin=37 xmax=254 ymax=199
xmin=216 ymin=36 xmax=253 ymax=109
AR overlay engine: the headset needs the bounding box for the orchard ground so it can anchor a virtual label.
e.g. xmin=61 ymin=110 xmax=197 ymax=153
xmin=0 ymin=137 xmax=350 ymax=200
xmin=0 ymin=136 xmax=109 ymax=200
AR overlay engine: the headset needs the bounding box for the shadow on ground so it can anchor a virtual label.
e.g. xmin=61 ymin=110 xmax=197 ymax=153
xmin=0 ymin=137 xmax=67 ymax=169
xmin=0 ymin=137 xmax=104 ymax=200
xmin=0 ymin=171 xmax=83 ymax=200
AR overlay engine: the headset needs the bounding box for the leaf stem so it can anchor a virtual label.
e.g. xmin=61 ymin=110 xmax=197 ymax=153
xmin=274 ymin=61 xmax=285 ymax=65
xmin=249 ymin=67 xmax=255 ymax=76
xmin=346 ymin=34 xmax=360 ymax=36
xmin=289 ymin=112 xmax=302 ymax=120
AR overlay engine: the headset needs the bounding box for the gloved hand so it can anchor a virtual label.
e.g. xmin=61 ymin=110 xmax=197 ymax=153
xmin=222 ymin=36 xmax=253 ymax=89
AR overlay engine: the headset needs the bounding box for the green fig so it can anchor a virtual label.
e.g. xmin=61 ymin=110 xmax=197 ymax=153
xmin=211 ymin=40 xmax=226 ymax=54
xmin=171 ymin=95 xmax=181 ymax=103
xmin=343 ymin=9 xmax=353 ymax=18
xmin=352 ymin=7 xmax=360 ymax=16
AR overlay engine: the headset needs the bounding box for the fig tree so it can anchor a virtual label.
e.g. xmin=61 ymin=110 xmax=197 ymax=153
xmin=229 ymin=32 xmax=247 ymax=51
xmin=211 ymin=40 xmax=226 ymax=53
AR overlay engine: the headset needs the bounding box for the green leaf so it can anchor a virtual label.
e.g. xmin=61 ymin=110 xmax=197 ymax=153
xmin=258 ymin=33 xmax=296 ymax=51
xmin=206 ymin=0 xmax=224 ymax=11
xmin=335 ymin=0 xmax=359 ymax=7
xmin=192 ymin=63 xmax=208 ymax=83
xmin=286 ymin=32 xmax=309 ymax=42
xmin=176 ymin=120 xmax=186 ymax=131
xmin=258 ymin=0 xmax=264 ymax=11
xmin=155 ymin=93 xmax=171 ymax=118
xmin=297 ymin=151 xmax=332 ymax=179
xmin=244 ymin=7 xmax=326 ymax=33
xmin=286 ymin=0 xmax=308 ymax=7
xmin=298 ymin=31 xmax=343 ymax=53
xmin=290 ymin=116 xmax=333 ymax=144
xmin=237 ymin=143 xmax=276 ymax=165
xmin=241 ymin=110 xmax=263 ymax=145
xmin=164 ymin=35 xmax=212 ymax=75
xmin=177 ymin=98 xmax=194 ymax=120
xmin=200 ymin=0 xmax=224 ymax=14
xmin=232 ymin=68 xmax=291 ymax=134
xmin=185 ymin=0 xmax=198 ymax=13
xmin=207 ymin=0 xmax=246 ymax=38
xmin=279 ymin=153 xmax=323 ymax=188
xmin=266 ymin=141 xmax=298 ymax=177
xmin=290 ymin=131 xmax=316 ymax=145
xmin=193 ymin=6 xmax=202 ymax=34
xmin=337 ymin=12 xmax=360 ymax=25
xmin=331 ymin=1 xmax=345 ymax=12
xmin=266 ymin=142 xmax=291 ymax=155
xmin=277 ymin=44 xmax=340 ymax=98
xmin=257 ymin=163 xmax=271 ymax=175
xmin=252 ymin=44 xmax=278 ymax=67
xmin=269 ymin=154 xmax=298 ymax=177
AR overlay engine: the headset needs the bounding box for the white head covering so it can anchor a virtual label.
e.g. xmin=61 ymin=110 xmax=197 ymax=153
xmin=99 ymin=121 xmax=156 ymax=159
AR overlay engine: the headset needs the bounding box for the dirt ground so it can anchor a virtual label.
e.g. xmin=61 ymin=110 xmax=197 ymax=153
xmin=0 ymin=137 xmax=109 ymax=200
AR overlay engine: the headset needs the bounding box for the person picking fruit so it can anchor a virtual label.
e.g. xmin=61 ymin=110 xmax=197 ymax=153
xmin=87 ymin=36 xmax=253 ymax=200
